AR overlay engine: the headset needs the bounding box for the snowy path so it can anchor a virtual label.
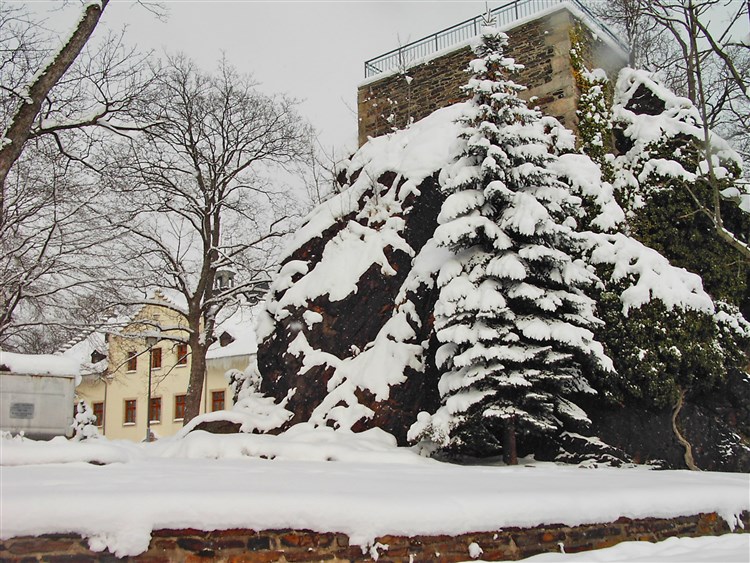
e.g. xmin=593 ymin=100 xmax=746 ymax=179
xmin=518 ymin=534 xmax=749 ymax=562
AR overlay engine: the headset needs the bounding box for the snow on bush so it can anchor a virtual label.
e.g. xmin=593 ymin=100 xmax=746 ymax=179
xmin=71 ymin=400 xmax=99 ymax=441
xmin=586 ymin=233 xmax=714 ymax=316
xmin=611 ymin=68 xmax=745 ymax=214
xmin=178 ymin=361 xmax=293 ymax=436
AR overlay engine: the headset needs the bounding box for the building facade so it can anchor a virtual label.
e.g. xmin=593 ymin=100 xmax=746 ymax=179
xmin=68 ymin=297 xmax=256 ymax=441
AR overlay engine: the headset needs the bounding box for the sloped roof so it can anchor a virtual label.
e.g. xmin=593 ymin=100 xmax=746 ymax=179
xmin=59 ymin=331 xmax=108 ymax=377
xmin=207 ymin=304 xmax=258 ymax=360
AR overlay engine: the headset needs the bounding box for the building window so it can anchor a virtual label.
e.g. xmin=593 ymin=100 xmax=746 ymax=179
xmin=90 ymin=350 xmax=106 ymax=364
xmin=151 ymin=347 xmax=162 ymax=369
xmin=176 ymin=343 xmax=188 ymax=365
xmin=93 ymin=402 xmax=104 ymax=427
xmin=149 ymin=397 xmax=161 ymax=423
xmin=124 ymin=399 xmax=136 ymax=424
xmin=211 ymin=390 xmax=225 ymax=412
xmin=126 ymin=351 xmax=137 ymax=372
xmin=219 ymin=331 xmax=235 ymax=347
xmin=151 ymin=348 xmax=161 ymax=369
xmin=174 ymin=394 xmax=186 ymax=420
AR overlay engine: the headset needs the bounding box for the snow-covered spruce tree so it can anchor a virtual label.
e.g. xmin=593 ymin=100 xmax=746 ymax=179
xmin=409 ymin=27 xmax=613 ymax=462
xmin=71 ymin=400 xmax=99 ymax=441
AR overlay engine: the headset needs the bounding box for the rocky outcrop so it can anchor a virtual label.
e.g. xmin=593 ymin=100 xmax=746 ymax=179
xmin=255 ymin=84 xmax=750 ymax=470
xmin=258 ymin=171 xmax=444 ymax=443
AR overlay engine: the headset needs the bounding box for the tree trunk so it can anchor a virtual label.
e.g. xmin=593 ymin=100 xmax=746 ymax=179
xmin=672 ymin=387 xmax=699 ymax=471
xmin=184 ymin=329 xmax=206 ymax=424
xmin=503 ymin=418 xmax=518 ymax=465
xmin=0 ymin=1 xmax=108 ymax=194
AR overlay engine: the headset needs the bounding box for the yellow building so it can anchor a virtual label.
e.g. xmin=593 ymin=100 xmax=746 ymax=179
xmin=65 ymin=295 xmax=256 ymax=441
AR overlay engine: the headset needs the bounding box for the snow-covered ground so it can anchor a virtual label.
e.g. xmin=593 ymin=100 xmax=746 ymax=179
xmin=1 ymin=426 xmax=748 ymax=560
xmin=518 ymin=534 xmax=749 ymax=562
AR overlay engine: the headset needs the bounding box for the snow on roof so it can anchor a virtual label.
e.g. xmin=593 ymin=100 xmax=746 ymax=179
xmin=206 ymin=304 xmax=258 ymax=360
xmin=152 ymin=288 xmax=189 ymax=314
xmin=0 ymin=351 xmax=80 ymax=379
xmin=59 ymin=332 xmax=108 ymax=377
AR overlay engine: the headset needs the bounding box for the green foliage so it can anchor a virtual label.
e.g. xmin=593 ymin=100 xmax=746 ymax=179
xmin=629 ymin=177 xmax=750 ymax=308
xmin=611 ymin=72 xmax=750 ymax=311
xmin=594 ymin=279 xmax=725 ymax=409
xmin=601 ymin=69 xmax=750 ymax=411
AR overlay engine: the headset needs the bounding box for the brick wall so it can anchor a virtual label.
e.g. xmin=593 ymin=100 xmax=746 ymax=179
xmin=357 ymin=8 xmax=627 ymax=146
xmin=2 ymin=511 xmax=747 ymax=562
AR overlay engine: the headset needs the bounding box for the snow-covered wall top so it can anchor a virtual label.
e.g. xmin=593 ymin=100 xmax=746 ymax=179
xmin=0 ymin=351 xmax=80 ymax=378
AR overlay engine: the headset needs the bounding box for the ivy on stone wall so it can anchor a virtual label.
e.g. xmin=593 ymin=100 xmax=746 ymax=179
xmin=570 ymin=23 xmax=614 ymax=179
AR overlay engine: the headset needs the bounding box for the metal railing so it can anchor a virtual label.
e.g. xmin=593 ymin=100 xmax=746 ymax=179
xmin=363 ymin=0 xmax=627 ymax=78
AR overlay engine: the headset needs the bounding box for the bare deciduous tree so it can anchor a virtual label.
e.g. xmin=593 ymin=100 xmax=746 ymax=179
xmin=0 ymin=2 xmax=156 ymax=351
xmin=108 ymin=55 xmax=311 ymax=424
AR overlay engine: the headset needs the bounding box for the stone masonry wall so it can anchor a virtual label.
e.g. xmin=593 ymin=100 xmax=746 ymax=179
xmin=357 ymin=8 xmax=627 ymax=146
xmin=2 ymin=512 xmax=747 ymax=562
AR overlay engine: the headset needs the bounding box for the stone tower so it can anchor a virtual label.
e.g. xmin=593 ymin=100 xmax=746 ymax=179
xmin=357 ymin=1 xmax=628 ymax=146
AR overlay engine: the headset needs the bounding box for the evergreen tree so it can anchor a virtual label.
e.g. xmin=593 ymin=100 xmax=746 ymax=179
xmin=410 ymin=26 xmax=613 ymax=461
xmin=611 ymin=69 xmax=750 ymax=310
xmin=586 ymin=68 xmax=750 ymax=409
xmin=71 ymin=400 xmax=99 ymax=441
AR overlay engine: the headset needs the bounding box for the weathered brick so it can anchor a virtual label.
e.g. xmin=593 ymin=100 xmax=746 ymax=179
xmin=425 ymin=551 xmax=467 ymax=563
xmin=10 ymin=539 xmax=76 ymax=555
xmin=279 ymin=532 xmax=317 ymax=548
xmin=150 ymin=539 xmax=178 ymax=551
xmin=374 ymin=535 xmax=409 ymax=549
xmin=136 ymin=556 xmax=174 ymax=563
xmin=210 ymin=539 xmax=246 ymax=551
xmin=227 ymin=551 xmax=286 ymax=563
xmin=45 ymin=556 xmax=99 ymax=563
xmin=4 ymin=512 xmax=749 ymax=561
xmin=152 ymin=528 xmax=204 ymax=537
xmin=479 ymin=547 xmax=519 ymax=561
xmin=176 ymin=538 xmax=210 ymax=552
xmin=247 ymin=535 xmax=274 ymax=551
xmin=209 ymin=528 xmax=254 ymax=538
xmin=357 ymin=8 xmax=627 ymax=146
xmin=539 ymin=530 xmax=566 ymax=543
xmin=334 ymin=546 xmax=365 ymax=559
xmin=282 ymin=549 xmax=334 ymax=562
xmin=41 ymin=534 xmax=81 ymax=541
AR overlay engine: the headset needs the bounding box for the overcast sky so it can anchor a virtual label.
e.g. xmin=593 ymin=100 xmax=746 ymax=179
xmin=25 ymin=1 xmax=748 ymax=155
xmin=34 ymin=1 xmax=491 ymax=154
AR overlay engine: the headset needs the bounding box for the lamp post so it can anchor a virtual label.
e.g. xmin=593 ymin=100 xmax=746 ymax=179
xmin=145 ymin=336 xmax=158 ymax=442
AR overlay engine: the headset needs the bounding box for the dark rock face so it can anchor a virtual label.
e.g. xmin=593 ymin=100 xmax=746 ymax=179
xmin=258 ymin=170 xmax=444 ymax=443
xmin=256 ymin=161 xmax=750 ymax=470
xmin=578 ymin=372 xmax=750 ymax=472
xmin=684 ymin=370 xmax=750 ymax=472
xmin=192 ymin=419 xmax=242 ymax=435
